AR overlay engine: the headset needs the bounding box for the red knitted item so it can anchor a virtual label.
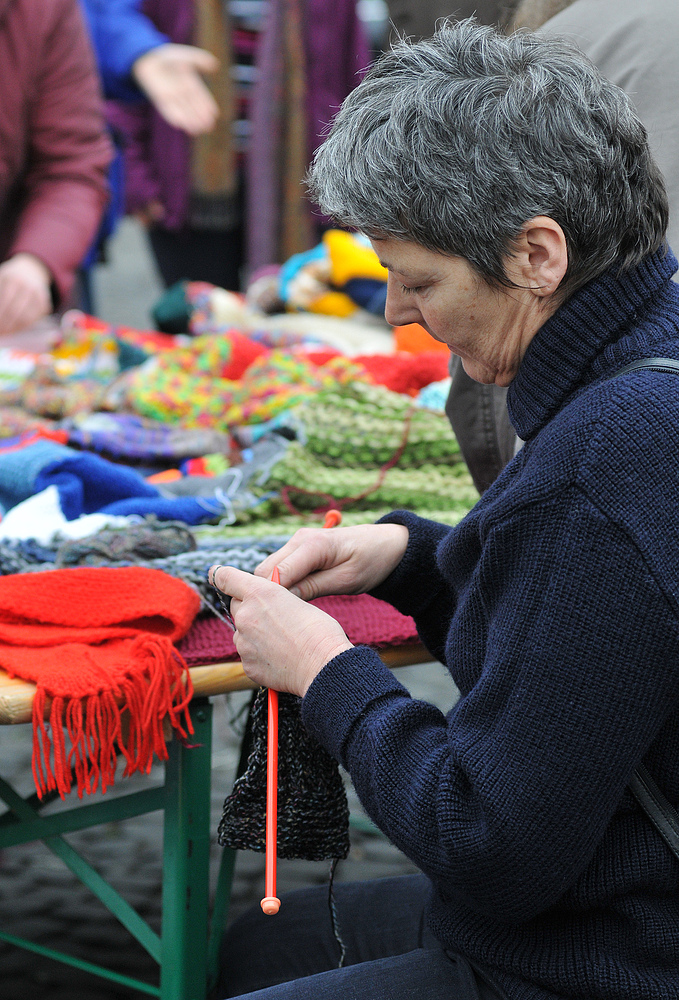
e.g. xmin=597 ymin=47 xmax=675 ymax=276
xmin=218 ymin=329 xmax=270 ymax=379
xmin=178 ymin=594 xmax=420 ymax=666
xmin=353 ymin=353 xmax=450 ymax=395
xmin=0 ymin=568 xmax=201 ymax=799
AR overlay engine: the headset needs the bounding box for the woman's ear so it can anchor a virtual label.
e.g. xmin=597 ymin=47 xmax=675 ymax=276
xmin=507 ymin=216 xmax=568 ymax=298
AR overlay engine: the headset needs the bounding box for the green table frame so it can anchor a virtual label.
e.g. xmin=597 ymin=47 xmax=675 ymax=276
xmin=0 ymin=697 xmax=234 ymax=999
xmin=0 ymin=643 xmax=428 ymax=997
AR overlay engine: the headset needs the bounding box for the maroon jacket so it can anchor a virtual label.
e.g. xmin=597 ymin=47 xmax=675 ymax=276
xmin=0 ymin=0 xmax=112 ymax=304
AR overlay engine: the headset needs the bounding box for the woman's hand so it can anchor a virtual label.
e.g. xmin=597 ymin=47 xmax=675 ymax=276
xmin=254 ymin=523 xmax=410 ymax=600
xmin=132 ymin=44 xmax=220 ymax=137
xmin=208 ymin=565 xmax=353 ymax=696
xmin=0 ymin=254 xmax=52 ymax=335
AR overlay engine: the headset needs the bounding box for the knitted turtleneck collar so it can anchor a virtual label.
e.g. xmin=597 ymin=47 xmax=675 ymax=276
xmin=507 ymin=247 xmax=679 ymax=441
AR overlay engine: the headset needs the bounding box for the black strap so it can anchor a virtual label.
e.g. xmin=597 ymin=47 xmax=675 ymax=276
xmin=628 ymin=765 xmax=679 ymax=863
xmin=607 ymin=356 xmax=679 ymax=861
xmin=611 ymin=357 xmax=679 ymax=377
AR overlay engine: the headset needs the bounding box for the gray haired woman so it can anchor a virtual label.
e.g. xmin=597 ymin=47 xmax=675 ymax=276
xmin=212 ymin=20 xmax=679 ymax=1000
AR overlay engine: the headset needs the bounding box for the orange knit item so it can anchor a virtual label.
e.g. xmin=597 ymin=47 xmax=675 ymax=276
xmin=0 ymin=567 xmax=201 ymax=799
xmin=393 ymin=323 xmax=450 ymax=355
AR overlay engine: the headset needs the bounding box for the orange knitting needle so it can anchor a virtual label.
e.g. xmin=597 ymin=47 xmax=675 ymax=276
xmin=322 ymin=508 xmax=342 ymax=529
xmin=260 ymin=565 xmax=281 ymax=916
xmin=260 ymin=509 xmax=342 ymax=916
xmin=260 ymin=594 xmax=281 ymax=914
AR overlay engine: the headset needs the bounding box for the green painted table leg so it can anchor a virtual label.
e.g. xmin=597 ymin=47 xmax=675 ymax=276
xmin=160 ymin=699 xmax=213 ymax=1000
xmin=207 ymin=846 xmax=236 ymax=993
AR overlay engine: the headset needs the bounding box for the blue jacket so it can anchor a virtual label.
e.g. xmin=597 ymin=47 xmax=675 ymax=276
xmin=79 ymin=0 xmax=168 ymax=100
xmin=302 ymin=247 xmax=679 ymax=999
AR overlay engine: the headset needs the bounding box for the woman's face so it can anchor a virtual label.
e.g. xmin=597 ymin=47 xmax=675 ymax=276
xmin=371 ymin=237 xmax=553 ymax=387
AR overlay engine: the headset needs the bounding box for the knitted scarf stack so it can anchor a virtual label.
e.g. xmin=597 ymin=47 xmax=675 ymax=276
xmin=0 ymin=567 xmax=200 ymax=799
xmin=297 ymin=380 xmax=462 ymax=468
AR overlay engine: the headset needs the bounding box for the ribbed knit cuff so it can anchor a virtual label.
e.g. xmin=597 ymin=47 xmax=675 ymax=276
xmin=301 ymin=645 xmax=410 ymax=765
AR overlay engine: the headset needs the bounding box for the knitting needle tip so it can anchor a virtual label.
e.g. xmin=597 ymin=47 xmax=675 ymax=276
xmin=260 ymin=895 xmax=281 ymax=915
xmin=322 ymin=508 xmax=342 ymax=528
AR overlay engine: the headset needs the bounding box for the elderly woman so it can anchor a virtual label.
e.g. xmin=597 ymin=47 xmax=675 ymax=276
xmin=210 ymin=20 xmax=679 ymax=1000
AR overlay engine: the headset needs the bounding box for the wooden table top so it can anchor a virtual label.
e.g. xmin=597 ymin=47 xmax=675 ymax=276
xmin=0 ymin=643 xmax=431 ymax=725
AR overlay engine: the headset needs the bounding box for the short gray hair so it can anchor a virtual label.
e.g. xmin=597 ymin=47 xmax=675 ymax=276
xmin=307 ymin=20 xmax=669 ymax=297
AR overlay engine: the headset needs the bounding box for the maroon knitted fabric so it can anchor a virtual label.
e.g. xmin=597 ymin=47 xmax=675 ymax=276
xmin=178 ymin=594 xmax=419 ymax=666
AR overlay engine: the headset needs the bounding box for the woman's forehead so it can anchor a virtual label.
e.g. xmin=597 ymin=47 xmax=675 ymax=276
xmin=370 ymin=238 xmax=449 ymax=277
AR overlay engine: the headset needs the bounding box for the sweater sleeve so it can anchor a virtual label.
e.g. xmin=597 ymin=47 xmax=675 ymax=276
xmin=79 ymin=0 xmax=170 ymax=101
xmin=370 ymin=509 xmax=462 ymax=661
xmin=10 ymin=0 xmax=112 ymax=303
xmin=302 ymin=487 xmax=679 ymax=924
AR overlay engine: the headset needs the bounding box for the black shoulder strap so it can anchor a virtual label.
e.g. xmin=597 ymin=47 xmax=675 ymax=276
xmin=609 ymin=356 xmax=679 ymax=861
xmin=611 ymin=357 xmax=679 ymax=378
xmin=629 ymin=765 xmax=679 ymax=862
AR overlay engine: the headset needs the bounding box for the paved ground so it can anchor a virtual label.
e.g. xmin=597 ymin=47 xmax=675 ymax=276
xmin=0 ymin=221 xmax=460 ymax=998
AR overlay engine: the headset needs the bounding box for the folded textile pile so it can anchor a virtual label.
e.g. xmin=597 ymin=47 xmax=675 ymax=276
xmin=256 ymin=380 xmax=477 ymax=519
xmin=0 ymin=525 xmax=293 ymax=622
xmin=267 ymin=442 xmax=477 ymax=516
xmin=297 ymin=380 xmax=461 ymax=468
xmin=61 ymin=412 xmax=233 ymax=464
xmin=0 ymin=439 xmax=227 ymax=527
xmin=0 ymin=302 xmax=477 ymax=546
xmin=275 ymin=229 xmax=389 ymax=317
xmin=0 ymin=567 xmax=200 ymax=798
xmin=179 ymin=593 xmax=420 ymax=666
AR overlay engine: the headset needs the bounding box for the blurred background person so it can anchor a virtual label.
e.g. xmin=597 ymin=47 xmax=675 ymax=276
xmin=0 ymin=0 xmax=112 ymax=337
xmin=79 ymin=0 xmax=227 ymax=306
xmin=81 ymin=0 xmax=221 ymax=136
xmin=246 ymin=0 xmax=370 ymax=276
xmin=105 ymin=0 xmax=369 ymax=294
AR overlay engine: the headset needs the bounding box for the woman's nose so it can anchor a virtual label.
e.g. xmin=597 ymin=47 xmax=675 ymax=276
xmin=384 ymin=278 xmax=420 ymax=327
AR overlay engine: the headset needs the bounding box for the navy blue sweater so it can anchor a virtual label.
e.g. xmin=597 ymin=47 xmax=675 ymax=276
xmin=302 ymin=248 xmax=679 ymax=1000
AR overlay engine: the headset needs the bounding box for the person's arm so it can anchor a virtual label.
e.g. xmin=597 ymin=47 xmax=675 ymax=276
xmin=0 ymin=255 xmax=53 ymax=338
xmin=301 ymin=489 xmax=679 ymax=923
xmin=80 ymin=0 xmax=219 ymax=134
xmin=131 ymin=44 xmax=219 ymax=137
xmin=79 ymin=0 xmax=170 ymax=101
xmin=7 ymin=0 xmax=112 ymax=315
xmin=369 ymin=509 xmax=464 ymax=661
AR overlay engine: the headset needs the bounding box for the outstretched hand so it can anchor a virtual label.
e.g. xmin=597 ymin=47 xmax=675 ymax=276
xmin=132 ymin=44 xmax=220 ymax=136
xmin=208 ymin=565 xmax=353 ymax=697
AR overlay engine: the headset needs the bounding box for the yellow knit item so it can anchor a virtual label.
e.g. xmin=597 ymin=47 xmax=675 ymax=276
xmin=309 ymin=291 xmax=358 ymax=317
xmin=323 ymin=230 xmax=388 ymax=287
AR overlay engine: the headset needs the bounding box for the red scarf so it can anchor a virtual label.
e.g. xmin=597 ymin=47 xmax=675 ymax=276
xmin=0 ymin=567 xmax=200 ymax=798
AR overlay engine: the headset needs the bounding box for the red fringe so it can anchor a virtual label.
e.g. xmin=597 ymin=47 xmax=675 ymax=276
xmin=31 ymin=637 xmax=195 ymax=800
